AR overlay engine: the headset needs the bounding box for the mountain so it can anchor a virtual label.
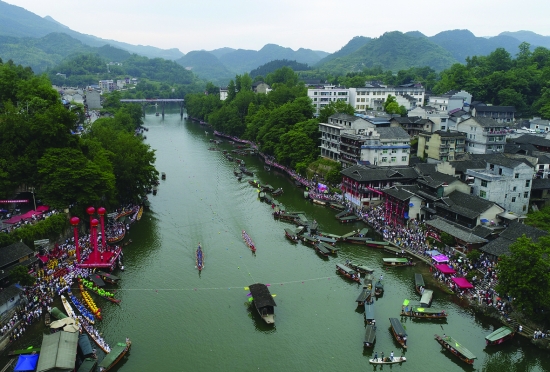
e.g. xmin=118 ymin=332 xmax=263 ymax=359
xmin=499 ymin=30 xmax=550 ymax=49
xmin=208 ymin=47 xmax=236 ymax=59
xmin=317 ymin=31 xmax=458 ymax=73
xmin=430 ymin=29 xmax=522 ymax=62
xmin=250 ymin=59 xmax=311 ymax=78
xmin=316 ymin=36 xmax=372 ymax=65
xmin=175 ymin=50 xmax=233 ymax=85
xmin=405 ymin=31 xmax=427 ymax=39
xmin=0 ymin=0 xmax=183 ymax=60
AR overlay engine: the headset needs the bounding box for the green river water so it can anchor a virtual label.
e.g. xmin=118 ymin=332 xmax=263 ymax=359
xmin=2 ymin=109 xmax=548 ymax=371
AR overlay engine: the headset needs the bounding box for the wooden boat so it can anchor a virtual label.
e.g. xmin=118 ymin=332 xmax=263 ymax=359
xmin=312 ymin=198 xmax=327 ymax=206
xmin=264 ymin=165 xmax=271 ymax=171
xmin=420 ymin=289 xmax=434 ymax=307
xmin=264 ymin=194 xmax=273 ymax=204
xmin=107 ymin=224 xmax=126 ymax=244
xmin=364 ymin=300 xmax=375 ymax=325
xmin=338 ymin=215 xmax=361 ymax=223
xmin=240 ymin=166 xmax=253 ymax=176
xmin=96 ymin=271 xmax=120 ymax=284
xmin=363 ymin=324 xmax=376 ymax=348
xmin=301 ymin=234 xmax=318 ymax=246
xmin=369 ymin=356 xmax=407 ymax=364
xmin=61 ymin=295 xmax=77 ymax=319
xmin=136 ymin=206 xmax=144 ymax=221
xmin=260 ymin=184 xmax=274 ymax=192
xmin=196 ymin=244 xmax=204 ymax=271
xmin=318 ymin=241 xmax=339 ymax=254
xmin=318 ymin=232 xmax=341 ymax=241
xmin=345 ymin=236 xmax=372 ymax=244
xmin=258 ymin=192 xmax=266 ymax=201
xmin=345 ymin=262 xmax=374 ymax=274
xmin=49 ymin=307 xmax=67 ymax=320
xmin=248 ymin=283 xmax=276 ymax=324
xmin=401 ymin=305 xmax=447 ymax=319
xmin=272 ymin=188 xmax=283 ymax=196
xmin=414 ymin=273 xmax=425 ymax=295
xmin=335 ymin=209 xmax=352 ymax=219
xmin=374 ymin=281 xmax=384 ymax=296
xmin=356 ymin=288 xmax=372 ymax=305
xmin=79 ymin=284 xmax=102 ymax=320
xmin=314 ymin=243 xmax=330 ymax=257
xmin=8 ymin=346 xmax=41 ymax=356
xmin=98 ymin=339 xmax=132 ymax=371
xmin=363 ymin=273 xmax=374 ymax=291
xmin=389 ymin=317 xmax=408 ymax=348
xmin=328 ymin=202 xmax=346 ymax=210
xmin=365 ymin=240 xmax=389 ymax=248
xmin=81 ymin=319 xmax=111 ymax=353
xmin=485 ymin=326 xmax=515 ymax=346
xmin=284 ymin=228 xmax=299 ymax=242
xmin=80 ymin=278 xmax=121 ymax=304
xmin=69 ymin=293 xmax=96 ymax=324
xmin=435 ymin=334 xmax=476 ymax=364
xmin=335 ymin=263 xmax=361 ymax=283
xmin=314 ymin=235 xmax=337 ymax=245
xmin=382 ymin=257 xmax=415 ymax=267
xmin=242 ymin=230 xmax=256 ymax=252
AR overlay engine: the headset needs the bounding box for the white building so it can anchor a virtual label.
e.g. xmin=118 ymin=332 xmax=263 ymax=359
xmin=308 ymin=85 xmax=350 ymax=116
xmin=350 ymin=83 xmax=425 ymax=112
xmin=98 ymin=80 xmax=116 ymax=93
xmin=319 ymin=113 xmax=373 ymax=161
xmin=359 ymin=127 xmax=411 ymax=167
xmin=408 ymin=106 xmax=450 ymax=132
xmin=457 ymin=117 xmax=507 ymax=154
xmin=220 ymin=87 xmax=228 ymax=101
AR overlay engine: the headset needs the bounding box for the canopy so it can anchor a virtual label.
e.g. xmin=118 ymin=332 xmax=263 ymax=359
xmin=432 ymin=254 xmax=449 ymax=263
xmin=3 ymin=210 xmax=43 ymax=224
xmin=435 ymin=264 xmax=456 ymax=274
xmin=480 ymin=218 xmax=489 ymax=223
xmin=36 ymin=205 xmax=50 ymax=212
xmin=452 ymin=277 xmax=474 ymax=289
xmin=14 ymin=354 xmax=39 ymax=371
xmin=425 ymin=250 xmax=441 ymax=256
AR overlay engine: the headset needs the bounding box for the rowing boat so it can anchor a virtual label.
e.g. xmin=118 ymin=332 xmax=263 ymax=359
xmin=80 ymin=278 xmax=121 ymax=304
xmin=79 ymin=282 xmax=102 ymax=320
xmin=81 ymin=319 xmax=111 ymax=353
xmin=401 ymin=305 xmax=447 ymax=319
xmin=364 ymin=324 xmax=376 ymax=348
xmin=345 ymin=262 xmax=374 ymax=274
xmin=369 ymin=356 xmax=407 ymax=364
xmin=242 ymin=230 xmax=256 ymax=252
xmin=382 ymin=257 xmax=415 ymax=267
xmin=374 ymin=280 xmax=384 ymax=296
xmin=98 ymin=339 xmax=131 ymax=371
xmin=248 ymin=283 xmax=276 ymax=324
xmin=69 ymin=293 xmax=95 ymax=324
xmin=335 ymin=263 xmax=361 ymax=283
xmin=61 ymin=295 xmax=77 ymax=319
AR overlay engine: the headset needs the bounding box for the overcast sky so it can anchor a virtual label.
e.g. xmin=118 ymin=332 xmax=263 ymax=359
xmin=6 ymin=0 xmax=550 ymax=54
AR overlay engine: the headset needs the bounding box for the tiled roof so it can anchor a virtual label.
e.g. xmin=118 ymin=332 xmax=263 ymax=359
xmin=468 ymin=153 xmax=535 ymax=169
xmin=460 ymin=117 xmax=502 ymax=127
xmin=0 ymin=242 xmax=34 ymax=268
xmin=537 ymin=154 xmax=550 ymax=164
xmin=425 ymin=217 xmax=488 ymax=243
xmin=504 ymin=143 xmax=537 ymax=155
xmin=341 ymin=165 xmax=418 ymax=182
xmin=480 ymin=222 xmax=547 ymax=257
xmin=475 ymin=105 xmax=516 ymax=113
xmin=432 ymin=130 xmax=466 ymax=138
xmin=512 ymin=134 xmax=550 ymax=148
xmin=532 ymin=178 xmax=550 ymax=190
xmin=329 ymin=113 xmax=362 ymax=122
xmin=376 ymin=127 xmax=410 ymax=140
xmin=0 ymin=284 xmax=23 ymax=306
xmin=447 ymin=191 xmax=497 ymax=214
xmin=449 ymin=159 xmax=487 ymax=173
xmin=383 ymin=186 xmax=415 ymax=201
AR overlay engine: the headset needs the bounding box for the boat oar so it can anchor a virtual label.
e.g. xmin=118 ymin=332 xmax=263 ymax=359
xmin=440 ymin=325 xmax=444 ymax=330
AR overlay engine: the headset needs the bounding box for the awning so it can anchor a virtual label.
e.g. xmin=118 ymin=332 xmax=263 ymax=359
xmin=498 ymin=211 xmax=520 ymax=220
xmin=425 ymin=250 xmax=441 ymax=257
xmin=36 ymin=205 xmax=50 ymax=212
xmin=14 ymin=354 xmax=39 ymax=371
xmin=480 ymin=218 xmax=489 ymax=223
xmin=452 ymin=277 xmax=473 ymax=289
xmin=435 ymin=264 xmax=456 ymax=274
xmin=432 ymin=254 xmax=449 ymax=263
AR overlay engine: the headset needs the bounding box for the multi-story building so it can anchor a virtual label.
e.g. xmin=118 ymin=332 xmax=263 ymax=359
xmin=528 ymin=117 xmax=550 ymax=132
xmin=98 ymin=80 xmax=116 ymax=93
xmin=471 ymin=103 xmax=516 ymax=123
xmin=319 ymin=114 xmax=373 ymax=161
xmin=457 ymin=117 xmax=507 ymax=154
xmin=426 ymin=90 xmax=472 ymax=113
xmin=466 ymin=154 xmax=535 ymax=215
xmin=408 ymin=106 xmax=451 ymax=132
xmin=390 ymin=116 xmax=434 ymax=136
xmin=417 ymin=131 xmax=467 ymax=163
xmin=307 ymin=86 xmax=350 ymax=116
xmin=350 ymin=82 xmax=425 ymax=112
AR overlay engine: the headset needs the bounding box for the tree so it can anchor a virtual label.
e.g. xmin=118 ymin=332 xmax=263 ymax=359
xmin=525 ymin=205 xmax=550 ymax=231
xmin=9 ymin=265 xmax=36 ymax=286
xmin=318 ymin=100 xmax=354 ymax=124
xmin=496 ymin=235 xmax=550 ymax=321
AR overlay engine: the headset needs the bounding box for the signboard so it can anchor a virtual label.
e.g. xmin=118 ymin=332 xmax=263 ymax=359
xmin=0 ymin=199 xmax=29 ymax=204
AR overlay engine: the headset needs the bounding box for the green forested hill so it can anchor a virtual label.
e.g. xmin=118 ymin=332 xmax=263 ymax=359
xmin=175 ymin=51 xmax=233 ymax=85
xmin=250 ymin=59 xmax=310 ymax=78
xmin=315 ymin=36 xmax=372 ymax=66
xmin=318 ymin=31 xmax=458 ymax=73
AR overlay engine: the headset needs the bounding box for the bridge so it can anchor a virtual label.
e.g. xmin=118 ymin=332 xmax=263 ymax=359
xmin=119 ymin=98 xmax=185 ymax=118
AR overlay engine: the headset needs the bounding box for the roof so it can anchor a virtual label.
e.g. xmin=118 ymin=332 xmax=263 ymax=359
xmin=447 ymin=190 xmax=498 ymax=214
xmin=460 ymin=117 xmax=502 ymax=128
xmin=439 ymin=335 xmax=477 ymax=360
xmin=415 ymin=273 xmax=425 ymax=287
xmin=382 ymin=186 xmax=415 ymax=201
xmin=512 ymin=134 xmax=550 ymax=149
xmin=432 ymin=130 xmax=466 ymax=138
xmin=329 ymin=113 xmax=362 ymax=122
xmin=389 ymin=318 xmax=407 ymax=336
xmin=0 ymin=241 xmax=34 ymax=268
xmin=98 ymin=342 xmax=128 ymax=369
xmin=480 ymin=222 xmax=547 ymax=257
xmin=249 ymin=283 xmax=276 ymax=308
xmin=376 ymin=126 xmax=410 ymax=140
xmin=485 ymin=327 xmax=514 ymax=342
xmin=0 ymin=284 xmax=23 ymax=306
xmin=474 ymin=105 xmax=516 ymax=113
xmin=341 ymin=165 xmax=418 ymax=182
xmin=450 ymin=159 xmax=487 ymax=173
xmin=364 ymin=325 xmax=376 ymax=343
xmin=532 ymin=178 xmax=550 ymax=190
xmin=471 ymin=153 xmax=534 ymax=169
xmin=504 ymin=143 xmax=537 ymax=155
xmin=425 ymin=217 xmax=488 ymax=244
xmin=36 ymin=331 xmax=78 ymax=372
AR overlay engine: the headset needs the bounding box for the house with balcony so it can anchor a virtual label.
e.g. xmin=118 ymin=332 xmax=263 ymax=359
xmin=471 ymin=103 xmax=516 ymax=123
xmin=319 ymin=114 xmax=373 ymax=161
xmin=390 ymin=116 xmax=434 ymax=136
xmin=350 ymin=82 xmax=425 ymax=112
xmin=457 ymin=117 xmax=507 ymax=154
xmin=466 ymin=154 xmax=535 ymax=216
xmin=340 ymin=165 xmax=418 ymax=209
xmin=308 ymin=86 xmax=351 ymax=116
xmin=98 ymin=80 xmax=116 ymax=93
xmin=417 ymin=130 xmax=467 ymax=163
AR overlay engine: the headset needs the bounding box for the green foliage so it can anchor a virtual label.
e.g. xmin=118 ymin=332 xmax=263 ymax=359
xmin=524 ymin=205 xmax=550 ymax=231
xmin=9 ymin=265 xmax=36 ymax=286
xmin=7 ymin=213 xmax=69 ymax=248
xmin=439 ymin=232 xmax=455 ymax=247
xmin=318 ymin=100 xmax=355 ymax=123
xmin=466 ymin=249 xmax=481 ymax=262
xmin=307 ymin=158 xmax=342 ymax=184
xmin=250 ymin=59 xmax=311 ymax=78
xmin=496 ymin=235 xmax=550 ymax=322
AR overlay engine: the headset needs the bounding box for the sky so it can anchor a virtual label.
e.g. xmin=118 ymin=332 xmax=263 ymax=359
xmin=5 ymin=0 xmax=550 ymax=54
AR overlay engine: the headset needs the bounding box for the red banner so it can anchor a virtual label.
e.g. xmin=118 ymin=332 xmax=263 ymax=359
xmin=0 ymin=199 xmax=29 ymax=203
xmin=426 ymin=231 xmax=441 ymax=242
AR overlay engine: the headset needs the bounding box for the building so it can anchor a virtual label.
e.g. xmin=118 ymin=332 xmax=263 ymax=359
xmin=36 ymin=331 xmax=79 ymax=372
xmin=381 ymin=185 xmax=425 ymax=226
xmin=434 ymin=190 xmax=505 ymax=228
xmin=456 ymin=117 xmax=507 ymax=154
xmin=0 ymin=241 xmax=36 ymax=286
xmin=307 ymin=86 xmax=350 ymax=116
xmin=84 ymin=90 xmax=101 ymax=109
xmin=252 ymin=82 xmax=271 ymax=94
xmin=0 ymin=284 xmax=24 ymax=316
xmin=351 ymin=82 xmax=425 ymax=112
xmin=471 ymin=103 xmax=516 ymax=123
xmin=220 ymin=87 xmax=228 ymax=101
xmin=408 ymin=106 xmax=451 ymax=132
xmin=426 ymin=90 xmax=472 ymax=113
xmin=98 ymin=80 xmax=116 ymax=93
xmin=340 ymin=165 xmax=418 ymax=209
xmin=479 ymin=222 xmax=547 ymax=258
xmin=417 ymin=130 xmax=467 ymax=163
xmin=390 ymin=116 xmax=434 ymax=137
xmin=319 ymin=114 xmax=373 ymax=161
xmin=466 ymin=154 xmax=535 ymax=216
xmin=424 ymin=217 xmax=490 ymax=252
xmin=528 ymin=117 xmax=550 ymax=132
xmin=530 ymin=178 xmax=550 ymax=209
xmin=359 ymin=127 xmax=411 ymax=167
xmin=511 ymin=134 xmax=550 ymax=153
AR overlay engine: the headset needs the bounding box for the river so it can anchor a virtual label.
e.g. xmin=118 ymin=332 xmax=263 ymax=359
xmin=2 ymin=109 xmax=548 ymax=371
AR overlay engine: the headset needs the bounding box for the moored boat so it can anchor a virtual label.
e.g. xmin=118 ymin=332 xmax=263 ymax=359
xmin=336 ymin=263 xmax=361 ymax=283
xmin=81 ymin=319 xmax=111 ymax=353
xmin=312 ymin=198 xmax=327 ymax=206
xmin=338 ymin=215 xmax=361 ymax=223
xmin=345 ymin=236 xmax=373 ymax=244
xmin=356 ymin=288 xmax=372 ymax=305
xmin=314 ymin=243 xmax=330 ymax=257
xmin=328 ymin=202 xmax=346 ymax=210
xmin=98 ymin=339 xmax=132 ymax=371
xmin=401 ymin=304 xmax=447 ymax=319
xmin=284 ymin=228 xmax=299 ymax=242
xmin=365 ymin=240 xmax=389 ymax=248
xmin=369 ymin=356 xmax=407 ymax=364
xmin=435 ymin=334 xmax=476 ymax=364
xmin=420 ymin=289 xmax=433 ymax=307
xmin=364 ymin=324 xmax=376 ymax=348
xmin=272 ymin=188 xmax=284 ymax=196
xmin=314 ymin=235 xmax=337 ymax=245
xmin=196 ymin=243 xmax=204 ymax=271
xmin=301 ymin=234 xmax=318 ymax=246
xmin=389 ymin=317 xmax=408 ymax=348
xmin=345 ymin=262 xmax=374 ymax=274
xmin=61 ymin=295 xmax=77 ymax=319
xmin=248 ymin=283 xmax=276 ymax=324
xmin=414 ymin=273 xmax=425 ymax=295
xmin=69 ymin=293 xmax=95 ymax=324
xmin=242 ymin=230 xmax=256 ymax=252
xmin=374 ymin=281 xmax=384 ymax=296
xmin=79 ymin=284 xmax=102 ymax=320
xmin=364 ymin=300 xmax=375 ymax=325
xmin=80 ymin=278 xmax=121 ymax=304
xmin=382 ymin=257 xmax=414 ymax=267
xmin=485 ymin=326 xmax=515 ymax=346
xmin=318 ymin=241 xmax=339 ymax=254
xmin=96 ymin=271 xmax=120 ymax=285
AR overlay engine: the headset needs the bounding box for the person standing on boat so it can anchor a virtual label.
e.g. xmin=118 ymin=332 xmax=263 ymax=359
xmin=373 ymin=351 xmax=378 ymax=362
xmin=403 ymin=335 xmax=407 ymax=346
xmin=390 ymin=351 xmax=394 ymax=361
xmin=381 ymin=352 xmax=384 ymax=362
xmin=379 ymin=274 xmax=383 ymax=281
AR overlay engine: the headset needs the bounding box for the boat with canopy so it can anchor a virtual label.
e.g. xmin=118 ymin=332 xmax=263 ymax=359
xmin=485 ymin=326 xmax=515 ymax=346
xmin=389 ymin=317 xmax=408 ymax=348
xmin=435 ymin=334 xmax=476 ymax=364
xmin=248 ymin=283 xmax=277 ymax=324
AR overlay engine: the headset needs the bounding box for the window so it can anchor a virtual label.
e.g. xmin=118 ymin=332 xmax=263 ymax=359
xmin=441 ymin=126 xmax=446 ymax=131
xmin=539 ymin=165 xmax=544 ymax=170
xmin=391 ymin=149 xmax=397 ymax=154
xmin=523 ymin=205 xmax=527 ymax=212
xmin=314 ymin=92 xmax=318 ymax=95
xmin=499 ymin=168 xmax=503 ymax=175
xmin=512 ymin=197 xmax=516 ymax=202
xmin=513 ymin=186 xmax=517 ymax=191
xmin=402 ymin=156 xmax=407 ymax=162
xmin=480 ymin=190 xmax=486 ymax=198
xmin=524 ymin=192 xmax=529 ymax=198
xmin=526 ymin=180 xmax=531 ymax=187
xmin=391 ymin=157 xmax=396 ymax=163
xmin=383 ymin=149 xmax=388 ymax=154
xmin=481 ymin=180 xmax=488 ymax=187
xmin=515 ymin=173 xmax=519 ymax=178
xmin=382 ymin=157 xmax=388 ymax=162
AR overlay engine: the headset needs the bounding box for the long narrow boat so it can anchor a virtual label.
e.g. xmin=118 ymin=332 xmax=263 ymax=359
xmin=79 ymin=282 xmax=102 ymax=320
xmin=284 ymin=228 xmax=299 ymax=242
xmin=69 ymin=293 xmax=95 ymax=324
xmin=338 ymin=215 xmax=361 ymax=223
xmin=389 ymin=317 xmax=408 ymax=349
xmin=485 ymin=326 xmax=515 ymax=346
xmin=248 ymin=283 xmax=277 ymax=324
xmin=364 ymin=300 xmax=375 ymax=325
xmin=61 ymin=295 xmax=77 ymax=319
xmin=363 ymin=273 xmax=374 ymax=290
xmin=96 ymin=271 xmax=120 ymax=285
xmin=81 ymin=319 xmax=111 ymax=353
xmin=98 ymin=339 xmax=132 ymax=371
xmin=345 ymin=262 xmax=374 ymax=274
xmin=420 ymin=289 xmax=434 ymax=307
xmin=414 ymin=273 xmax=425 ymax=295
xmin=401 ymin=305 xmax=447 ymax=319
xmin=345 ymin=236 xmax=373 ymax=244
xmin=136 ymin=206 xmax=144 ymax=221
xmin=242 ymin=230 xmax=256 ymax=252
xmin=318 ymin=241 xmax=339 ymax=255
xmin=335 ymin=210 xmax=352 ymax=219
xmin=363 ymin=324 xmax=376 ymax=348
xmin=49 ymin=307 xmax=67 ymax=320
xmin=374 ymin=281 xmax=384 ymax=296
xmin=314 ymin=235 xmax=337 ymax=245
xmin=301 ymin=234 xmax=319 ymax=246
xmin=312 ymin=198 xmax=327 ymax=206
xmin=356 ymin=288 xmax=372 ymax=306
xmin=318 ymin=232 xmax=341 ymax=241
xmin=365 ymin=240 xmax=390 ymax=248
xmin=80 ymin=278 xmax=121 ymax=304
xmin=196 ymin=243 xmax=204 ymax=271
xmin=329 ymin=202 xmax=346 ymax=210
xmin=336 ymin=263 xmax=361 ymax=283
xmin=382 ymin=257 xmax=415 ymax=267
xmin=369 ymin=356 xmax=407 ymax=364
xmin=435 ymin=334 xmax=476 ymax=364
xmin=314 ymin=243 xmax=330 ymax=257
